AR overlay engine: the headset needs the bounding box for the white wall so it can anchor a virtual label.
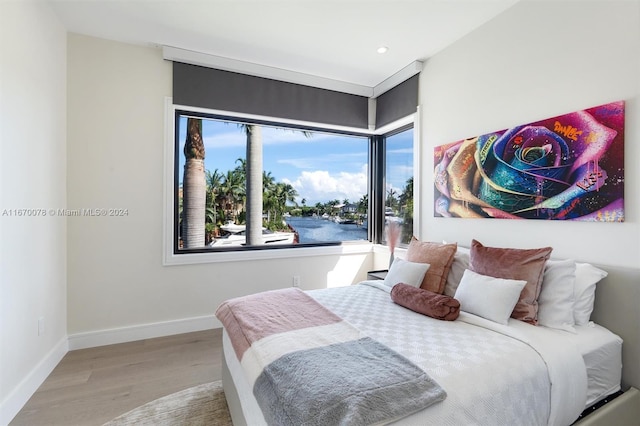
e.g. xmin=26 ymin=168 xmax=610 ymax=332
xmin=66 ymin=34 xmax=372 ymax=342
xmin=420 ymin=0 xmax=640 ymax=268
xmin=0 ymin=2 xmax=68 ymax=423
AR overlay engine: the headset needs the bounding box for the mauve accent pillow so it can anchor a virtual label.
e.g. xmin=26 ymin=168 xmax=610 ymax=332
xmin=391 ymin=283 xmax=460 ymax=321
xmin=406 ymin=238 xmax=457 ymax=294
xmin=469 ymin=239 xmax=553 ymax=325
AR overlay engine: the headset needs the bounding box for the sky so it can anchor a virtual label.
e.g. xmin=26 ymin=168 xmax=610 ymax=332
xmin=178 ymin=116 xmax=413 ymax=206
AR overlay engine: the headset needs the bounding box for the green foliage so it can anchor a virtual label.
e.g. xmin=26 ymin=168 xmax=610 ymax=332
xmin=204 ymin=165 xmax=414 ymax=239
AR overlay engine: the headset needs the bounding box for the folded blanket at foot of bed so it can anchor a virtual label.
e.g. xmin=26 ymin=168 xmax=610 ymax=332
xmin=216 ymin=287 xmax=446 ymax=426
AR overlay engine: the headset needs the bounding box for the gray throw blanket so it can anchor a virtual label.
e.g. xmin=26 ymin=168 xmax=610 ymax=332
xmin=216 ymin=288 xmax=446 ymax=426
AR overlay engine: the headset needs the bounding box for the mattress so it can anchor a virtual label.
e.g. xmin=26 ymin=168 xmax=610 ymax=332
xmin=573 ymin=323 xmax=623 ymax=407
xmin=222 ymin=283 xmax=621 ymax=425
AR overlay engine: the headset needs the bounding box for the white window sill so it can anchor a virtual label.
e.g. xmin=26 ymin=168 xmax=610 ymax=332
xmin=163 ymin=241 xmax=375 ymax=266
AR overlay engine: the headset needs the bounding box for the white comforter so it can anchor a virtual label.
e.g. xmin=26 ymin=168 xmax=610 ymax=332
xmin=309 ymin=282 xmax=588 ymax=426
xmin=224 ymin=282 xmax=588 ymax=426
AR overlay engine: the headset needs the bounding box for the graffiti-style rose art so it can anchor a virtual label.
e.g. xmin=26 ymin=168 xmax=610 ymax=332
xmin=434 ymin=101 xmax=624 ymax=221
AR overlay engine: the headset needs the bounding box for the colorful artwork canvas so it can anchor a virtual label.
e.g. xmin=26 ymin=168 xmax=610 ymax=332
xmin=434 ymin=101 xmax=624 ymax=221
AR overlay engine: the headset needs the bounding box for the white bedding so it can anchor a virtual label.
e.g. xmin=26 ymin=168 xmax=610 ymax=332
xmin=573 ymin=323 xmax=622 ymax=406
xmin=223 ymin=282 xmax=619 ymax=425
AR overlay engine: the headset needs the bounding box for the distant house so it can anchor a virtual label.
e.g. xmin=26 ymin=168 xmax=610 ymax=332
xmin=342 ymin=203 xmax=358 ymax=214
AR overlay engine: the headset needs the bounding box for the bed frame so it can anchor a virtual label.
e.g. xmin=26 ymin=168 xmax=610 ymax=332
xmin=221 ymin=264 xmax=640 ymax=426
xmin=222 ymin=350 xmax=249 ymax=426
xmin=589 ymin=264 xmax=639 ymax=391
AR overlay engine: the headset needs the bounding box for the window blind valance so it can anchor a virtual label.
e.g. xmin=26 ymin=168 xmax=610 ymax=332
xmin=375 ymin=74 xmax=419 ymax=128
xmin=172 ymin=61 xmax=418 ymax=130
xmin=173 ymin=62 xmax=370 ymax=129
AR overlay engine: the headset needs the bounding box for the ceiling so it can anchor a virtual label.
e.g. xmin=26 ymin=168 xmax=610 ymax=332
xmin=48 ymin=0 xmax=519 ymax=89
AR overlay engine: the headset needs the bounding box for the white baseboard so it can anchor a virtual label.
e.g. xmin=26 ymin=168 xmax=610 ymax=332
xmin=68 ymin=314 xmax=220 ymax=350
xmin=1 ymin=336 xmax=68 ymax=426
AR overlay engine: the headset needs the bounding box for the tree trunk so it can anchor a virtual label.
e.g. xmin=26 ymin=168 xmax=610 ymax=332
xmin=246 ymin=125 xmax=263 ymax=245
xmin=182 ymin=118 xmax=206 ymax=248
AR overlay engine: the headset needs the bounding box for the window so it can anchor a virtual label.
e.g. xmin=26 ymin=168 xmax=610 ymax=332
xmin=166 ymin=62 xmax=418 ymax=261
xmin=384 ymin=127 xmax=414 ymax=246
xmin=175 ymin=110 xmax=377 ymax=253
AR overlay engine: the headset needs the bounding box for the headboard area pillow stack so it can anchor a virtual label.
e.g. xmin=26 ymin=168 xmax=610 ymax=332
xmin=386 ymin=238 xmax=458 ymax=321
xmin=388 ymin=237 xmax=609 ymax=331
xmin=440 ymin=239 xmax=608 ymax=330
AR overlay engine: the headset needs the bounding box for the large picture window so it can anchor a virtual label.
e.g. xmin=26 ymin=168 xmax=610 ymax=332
xmin=175 ymin=110 xmax=383 ymax=252
xmin=172 ymin=108 xmax=414 ymax=254
xmin=166 ymin=62 xmax=418 ymax=260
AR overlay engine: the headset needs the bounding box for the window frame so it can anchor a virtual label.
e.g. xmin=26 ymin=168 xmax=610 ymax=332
xmin=163 ymin=98 xmax=417 ymax=265
xmin=374 ymin=123 xmax=416 ymax=248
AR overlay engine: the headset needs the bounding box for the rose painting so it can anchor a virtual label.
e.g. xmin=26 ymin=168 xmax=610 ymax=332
xmin=434 ymin=101 xmax=624 ymax=221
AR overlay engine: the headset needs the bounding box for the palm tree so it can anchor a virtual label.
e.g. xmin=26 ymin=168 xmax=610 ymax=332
xmin=241 ymin=124 xmax=310 ymax=245
xmin=399 ymin=177 xmax=414 ymax=243
xmin=231 ymin=158 xmax=247 ymax=216
xmin=357 ymin=194 xmax=368 ymax=215
xmin=386 ymin=188 xmax=399 ymax=212
xmin=262 ymin=171 xmax=275 ymax=192
xmin=262 ymin=171 xmax=277 ymax=223
xmin=182 ymin=118 xmax=206 ymax=248
xmin=220 ymin=169 xmax=244 ymax=222
xmin=245 ymin=125 xmax=263 ymax=245
xmin=234 ymin=157 xmax=246 ymax=170
xmin=276 ymin=183 xmax=298 ymax=219
xmin=205 ymin=169 xmax=223 ymax=243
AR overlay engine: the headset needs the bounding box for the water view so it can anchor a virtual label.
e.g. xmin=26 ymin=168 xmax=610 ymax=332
xmin=177 ymin=114 xmax=413 ymax=249
xmin=285 ymin=216 xmax=367 ymax=244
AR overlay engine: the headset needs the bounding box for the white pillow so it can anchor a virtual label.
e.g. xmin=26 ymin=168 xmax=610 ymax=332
xmin=383 ymin=257 xmax=430 ymax=289
xmin=573 ymin=263 xmax=608 ymax=326
xmin=537 ymin=259 xmax=576 ymax=333
xmin=444 ymin=245 xmax=470 ymax=297
xmin=454 ymin=269 xmax=527 ymax=325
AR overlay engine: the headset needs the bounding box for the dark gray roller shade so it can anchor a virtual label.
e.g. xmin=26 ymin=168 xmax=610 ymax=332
xmin=375 ymin=74 xmax=419 ymax=128
xmin=173 ymin=62 xmax=369 ymax=129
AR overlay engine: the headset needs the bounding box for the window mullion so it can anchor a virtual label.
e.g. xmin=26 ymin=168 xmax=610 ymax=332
xmin=370 ymin=135 xmax=385 ymax=244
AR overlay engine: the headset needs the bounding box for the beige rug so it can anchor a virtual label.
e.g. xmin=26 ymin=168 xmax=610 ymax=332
xmin=104 ymin=381 xmax=233 ymax=426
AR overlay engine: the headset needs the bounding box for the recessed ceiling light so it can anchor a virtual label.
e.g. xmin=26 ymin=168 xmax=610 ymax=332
xmin=377 ymin=46 xmax=389 ymax=54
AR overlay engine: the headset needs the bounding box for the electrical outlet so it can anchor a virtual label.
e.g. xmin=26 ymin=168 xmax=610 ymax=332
xmin=292 ymin=275 xmax=300 ymax=287
xmin=38 ymin=317 xmax=45 ymax=336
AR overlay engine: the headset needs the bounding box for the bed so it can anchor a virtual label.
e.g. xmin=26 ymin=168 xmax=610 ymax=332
xmin=217 ymin=240 xmax=637 ymax=426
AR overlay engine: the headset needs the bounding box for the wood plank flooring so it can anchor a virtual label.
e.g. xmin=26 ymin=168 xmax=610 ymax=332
xmin=10 ymin=328 xmax=222 ymax=426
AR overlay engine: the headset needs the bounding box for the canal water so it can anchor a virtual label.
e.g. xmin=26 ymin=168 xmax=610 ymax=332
xmin=286 ymin=216 xmax=368 ymax=244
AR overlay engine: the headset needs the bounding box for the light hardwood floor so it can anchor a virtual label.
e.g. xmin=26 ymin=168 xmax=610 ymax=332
xmin=10 ymin=328 xmax=222 ymax=426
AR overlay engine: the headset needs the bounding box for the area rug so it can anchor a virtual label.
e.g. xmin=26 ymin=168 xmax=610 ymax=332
xmin=103 ymin=380 xmax=233 ymax=426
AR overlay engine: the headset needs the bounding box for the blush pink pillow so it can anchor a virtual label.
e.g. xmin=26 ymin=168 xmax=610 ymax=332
xmin=406 ymin=238 xmax=457 ymax=294
xmin=469 ymin=239 xmax=552 ymax=325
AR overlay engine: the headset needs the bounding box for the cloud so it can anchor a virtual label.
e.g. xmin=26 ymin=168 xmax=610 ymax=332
xmin=283 ymin=165 xmax=368 ymax=204
xmin=387 ymin=147 xmax=413 ymax=155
